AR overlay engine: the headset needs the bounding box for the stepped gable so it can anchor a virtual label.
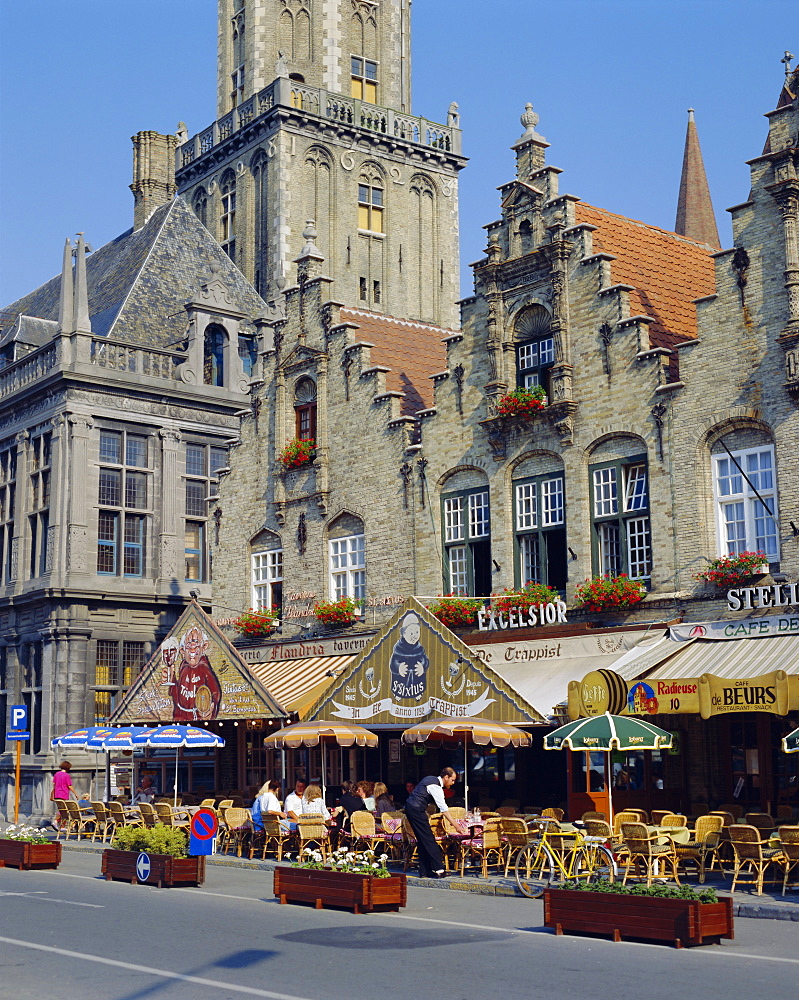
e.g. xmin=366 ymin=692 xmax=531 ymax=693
xmin=575 ymin=202 xmax=716 ymax=351
xmin=339 ymin=308 xmax=451 ymax=414
xmin=0 ymin=199 xmax=264 ymax=349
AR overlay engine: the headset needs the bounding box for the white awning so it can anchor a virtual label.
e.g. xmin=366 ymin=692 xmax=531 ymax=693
xmin=645 ymin=633 xmax=799 ymax=681
xmin=248 ymin=655 xmax=355 ymax=716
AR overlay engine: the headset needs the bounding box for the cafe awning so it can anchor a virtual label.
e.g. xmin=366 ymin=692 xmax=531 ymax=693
xmin=645 ymin=632 xmax=797 ymax=681
xmin=248 ymin=655 xmax=356 ymax=716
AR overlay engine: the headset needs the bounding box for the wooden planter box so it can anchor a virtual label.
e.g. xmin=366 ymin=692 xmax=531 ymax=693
xmin=101 ymin=849 xmax=205 ymax=888
xmin=274 ymin=866 xmax=407 ymax=913
xmin=0 ymin=838 xmax=62 ymax=870
xmin=544 ymin=888 xmax=734 ymax=948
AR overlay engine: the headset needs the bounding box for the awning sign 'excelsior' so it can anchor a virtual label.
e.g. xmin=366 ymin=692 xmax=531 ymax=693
xmin=306 ymin=597 xmax=543 ymax=724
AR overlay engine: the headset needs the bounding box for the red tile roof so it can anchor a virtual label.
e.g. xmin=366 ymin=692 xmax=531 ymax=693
xmin=339 ymin=308 xmax=452 ymax=414
xmin=575 ymin=203 xmax=716 ymax=352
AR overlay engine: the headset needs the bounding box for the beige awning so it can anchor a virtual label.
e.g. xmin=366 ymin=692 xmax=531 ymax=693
xmin=471 ymin=629 xmax=667 ymax=717
xmin=644 ymin=633 xmax=798 ymax=681
xmin=248 ymin=655 xmax=356 ymax=716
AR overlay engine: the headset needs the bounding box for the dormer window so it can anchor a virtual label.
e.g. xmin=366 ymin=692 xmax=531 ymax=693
xmin=514 ymin=305 xmax=554 ymax=398
xmin=294 ymin=377 xmax=317 ymax=440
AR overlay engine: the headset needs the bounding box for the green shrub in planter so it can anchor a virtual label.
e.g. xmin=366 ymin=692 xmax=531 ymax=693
xmin=111 ymin=823 xmax=188 ymax=858
xmin=560 ymin=879 xmax=718 ymax=904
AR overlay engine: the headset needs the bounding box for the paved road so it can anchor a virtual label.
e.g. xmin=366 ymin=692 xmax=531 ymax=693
xmin=1 ymin=852 xmax=798 ymax=1000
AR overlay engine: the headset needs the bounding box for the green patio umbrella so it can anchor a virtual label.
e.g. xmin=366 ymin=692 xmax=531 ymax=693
xmin=544 ymin=712 xmax=673 ymax=827
xmin=781 ymin=727 xmax=799 ymax=754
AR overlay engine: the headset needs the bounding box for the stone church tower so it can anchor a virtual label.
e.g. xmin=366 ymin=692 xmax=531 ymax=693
xmin=175 ymin=0 xmax=465 ymax=327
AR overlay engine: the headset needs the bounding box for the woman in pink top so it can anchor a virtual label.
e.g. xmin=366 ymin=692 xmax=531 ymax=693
xmin=52 ymin=761 xmax=77 ymax=826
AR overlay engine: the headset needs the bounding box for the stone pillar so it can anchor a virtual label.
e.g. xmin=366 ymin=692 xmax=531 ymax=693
xmin=771 ymin=183 xmax=799 ymax=330
xmin=158 ymin=429 xmax=182 ymax=586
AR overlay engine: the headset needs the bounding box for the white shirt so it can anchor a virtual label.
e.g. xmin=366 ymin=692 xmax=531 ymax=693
xmin=258 ymin=791 xmax=282 ymax=815
xmin=301 ymin=797 xmax=330 ymax=822
xmin=427 ymin=778 xmax=448 ymax=813
xmin=284 ymin=791 xmax=304 ymax=818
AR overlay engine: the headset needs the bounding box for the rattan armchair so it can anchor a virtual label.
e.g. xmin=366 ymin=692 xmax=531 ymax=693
xmin=541 ymin=807 xmax=564 ymax=822
xmin=379 ymin=813 xmax=405 ymax=861
xmin=62 ymin=800 xmax=95 ymax=840
xmin=221 ymin=807 xmax=253 ymax=857
xmin=612 ymin=810 xmax=641 ymax=840
xmin=154 ymin=802 xmax=189 ymax=831
xmin=297 ymin=817 xmax=330 ymax=861
xmin=745 ymin=812 xmax=775 ymax=835
xmin=660 ymin=813 xmax=688 ymax=829
xmin=729 ymin=824 xmax=786 ymax=895
xmin=581 ymin=811 xmax=606 ymax=822
xmin=90 ymin=802 xmax=114 ymax=844
xmin=466 ymin=816 xmax=505 ymax=878
xmin=350 ymin=810 xmax=384 ymax=853
xmin=621 ymin=822 xmax=680 ymax=887
xmin=778 ymin=826 xmax=799 ymax=896
xmin=53 ymin=799 xmax=70 ymax=839
xmin=107 ymin=800 xmax=143 ymax=829
xmin=675 ymin=814 xmax=723 ymax=883
xmin=138 ymin=802 xmax=159 ymax=828
xmin=502 ymin=817 xmax=531 ymax=876
xmin=257 ymin=816 xmax=295 ymax=861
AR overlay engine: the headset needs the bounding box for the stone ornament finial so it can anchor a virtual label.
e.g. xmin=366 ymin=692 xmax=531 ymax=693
xmin=301 ymin=220 xmax=318 ymax=254
xmin=448 ymin=102 xmax=460 ymax=127
xmin=520 ymin=102 xmax=540 ymax=135
xmin=782 ymin=51 xmax=794 ymax=78
xmin=276 ymin=50 xmax=289 ymax=78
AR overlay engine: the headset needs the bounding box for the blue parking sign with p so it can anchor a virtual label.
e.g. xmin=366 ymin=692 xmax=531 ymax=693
xmin=10 ymin=705 xmax=28 ymax=730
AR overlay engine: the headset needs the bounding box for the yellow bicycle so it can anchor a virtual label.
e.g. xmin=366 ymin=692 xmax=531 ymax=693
xmin=514 ymin=819 xmax=616 ymax=898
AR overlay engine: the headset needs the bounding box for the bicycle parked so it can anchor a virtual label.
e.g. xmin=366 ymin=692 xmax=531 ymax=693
xmin=514 ymin=817 xmax=616 ymax=897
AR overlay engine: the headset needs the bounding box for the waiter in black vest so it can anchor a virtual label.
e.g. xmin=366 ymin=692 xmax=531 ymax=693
xmin=405 ymin=767 xmax=458 ymax=877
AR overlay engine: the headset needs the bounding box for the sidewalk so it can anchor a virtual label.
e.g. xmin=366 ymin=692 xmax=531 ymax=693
xmin=52 ymin=837 xmax=799 ymax=921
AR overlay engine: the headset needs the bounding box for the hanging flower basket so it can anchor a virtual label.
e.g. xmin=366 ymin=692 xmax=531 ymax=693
xmin=694 ymin=551 xmax=769 ymax=590
xmin=427 ymin=595 xmax=485 ymax=629
xmin=492 ymin=582 xmax=560 ymax=614
xmin=232 ymin=608 xmax=278 ymax=638
xmin=313 ymin=596 xmax=362 ymax=628
xmin=496 ymin=386 xmax=547 ymax=418
xmin=575 ymin=575 xmax=647 ymax=613
xmin=280 ymin=438 xmax=316 ymax=470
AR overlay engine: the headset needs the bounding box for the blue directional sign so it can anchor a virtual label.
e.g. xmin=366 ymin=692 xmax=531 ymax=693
xmin=6 ymin=732 xmax=30 ymax=741
xmin=9 ymin=705 xmax=28 ymax=730
xmin=136 ymin=852 xmax=151 ymax=882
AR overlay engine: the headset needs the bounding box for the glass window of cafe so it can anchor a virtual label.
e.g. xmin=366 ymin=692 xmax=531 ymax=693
xmin=571 ymin=748 xmax=673 ymax=794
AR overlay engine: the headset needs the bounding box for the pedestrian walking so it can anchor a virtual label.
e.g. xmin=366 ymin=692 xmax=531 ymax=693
xmin=404 ymin=767 xmax=458 ymax=878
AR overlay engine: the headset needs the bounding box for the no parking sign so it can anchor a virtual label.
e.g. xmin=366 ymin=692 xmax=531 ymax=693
xmin=189 ymin=808 xmax=219 ymax=856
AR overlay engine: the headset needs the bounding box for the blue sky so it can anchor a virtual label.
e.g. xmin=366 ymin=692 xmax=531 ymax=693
xmin=0 ymin=0 xmax=794 ymax=306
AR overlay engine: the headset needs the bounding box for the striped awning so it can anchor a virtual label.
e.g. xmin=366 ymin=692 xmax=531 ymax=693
xmin=247 ymin=655 xmax=355 ymax=717
xmin=645 ymin=633 xmax=797 ymax=681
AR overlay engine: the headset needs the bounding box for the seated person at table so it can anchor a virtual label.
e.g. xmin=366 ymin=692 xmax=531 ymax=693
xmin=132 ymin=776 xmax=158 ymax=804
xmin=254 ymin=779 xmax=293 ymax=832
xmin=283 ymin=779 xmax=306 ymax=824
xmin=361 ymin=781 xmax=376 ymax=813
xmin=373 ymin=782 xmax=396 ymax=817
xmin=301 ymin=784 xmax=331 ymax=822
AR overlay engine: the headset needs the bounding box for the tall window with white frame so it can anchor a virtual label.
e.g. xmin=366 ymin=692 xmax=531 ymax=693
xmin=329 ymin=532 xmax=366 ymax=604
xmin=358 ymin=179 xmax=383 ymax=233
xmin=97 ymin=429 xmax=149 ymax=578
xmin=220 ymin=172 xmax=236 ymax=260
xmin=185 ymin=442 xmax=227 ymax=584
xmin=442 ymin=488 xmax=492 ymax=596
xmin=351 ymin=56 xmax=378 ymax=103
xmin=712 ymin=445 xmax=779 ymax=562
xmin=28 ymin=430 xmax=51 ymax=578
xmin=93 ymin=640 xmax=146 ymax=724
xmin=516 ymin=335 xmax=555 ymax=396
xmin=252 ymin=548 xmax=283 ymax=613
xmin=514 ymin=473 xmax=567 ymax=592
xmin=0 ymin=437 xmax=17 ymax=583
xmin=590 ymin=455 xmax=652 ymax=580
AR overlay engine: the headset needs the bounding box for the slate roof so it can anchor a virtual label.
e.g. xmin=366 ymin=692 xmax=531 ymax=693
xmin=575 ymin=202 xmax=716 ymax=351
xmin=339 ymin=308 xmax=452 ymax=414
xmin=0 ymin=199 xmax=265 ymax=349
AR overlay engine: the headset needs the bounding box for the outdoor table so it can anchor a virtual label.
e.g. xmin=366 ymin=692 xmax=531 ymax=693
xmin=647 ymin=824 xmax=691 ymax=845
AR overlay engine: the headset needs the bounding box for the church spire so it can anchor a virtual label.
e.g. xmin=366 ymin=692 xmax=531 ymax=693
xmin=675 ymin=109 xmax=720 ymax=249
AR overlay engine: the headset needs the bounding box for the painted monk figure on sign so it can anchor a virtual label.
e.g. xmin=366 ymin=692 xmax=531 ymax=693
xmin=172 ymin=625 xmax=222 ymax=721
xmin=390 ymin=612 xmax=430 ymax=701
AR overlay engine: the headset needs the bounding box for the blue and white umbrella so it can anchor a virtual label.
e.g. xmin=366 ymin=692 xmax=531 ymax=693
xmin=131 ymin=725 xmax=225 ymax=804
xmin=50 ymin=726 xmax=152 ymax=800
xmin=51 ymin=727 xmax=116 ymax=749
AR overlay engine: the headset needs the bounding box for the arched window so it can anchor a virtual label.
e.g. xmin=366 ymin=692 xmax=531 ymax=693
xmin=192 ymin=188 xmax=208 ymax=228
xmin=251 ymin=152 xmax=268 ymax=296
xmin=204 ymin=324 xmax=226 ymax=387
xmin=514 ymin=306 xmax=554 ymax=398
xmin=294 ymin=377 xmax=317 ymax=440
xmin=220 ymin=172 xmax=236 ymax=260
xmin=710 ymin=430 xmax=779 ymax=562
xmin=358 ymin=174 xmax=383 ymax=233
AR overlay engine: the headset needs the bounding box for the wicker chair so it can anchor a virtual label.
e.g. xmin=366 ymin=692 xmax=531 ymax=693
xmin=650 ymin=810 xmax=673 ymax=825
xmin=154 ymin=802 xmax=189 ymax=831
xmin=297 ymin=817 xmax=330 ymax=861
xmin=107 ymin=800 xmax=143 ymax=830
xmin=62 ymin=800 xmax=95 ymax=840
xmin=581 ymin=811 xmax=606 ymax=822
xmin=379 ymin=813 xmax=405 ymax=861
xmin=138 ymin=802 xmax=159 ymax=829
xmin=497 ymin=806 xmax=517 ymax=817
xmin=730 ymin=824 xmax=786 ymax=895
xmin=257 ymin=816 xmax=295 ymax=861
xmin=446 ymin=807 xmax=467 ymax=821
xmin=621 ymin=822 xmax=680 ymax=887
xmin=778 ymin=826 xmax=799 ymax=896
xmin=584 ymin=819 xmax=613 ymax=840
xmin=90 ymin=802 xmax=114 ymax=844
xmin=350 ymin=810 xmax=383 ymax=853
xmin=718 ymin=803 xmax=743 ymax=819
xmin=612 ymin=810 xmax=641 ymax=840
xmin=660 ymin=813 xmax=687 ymax=829
xmin=502 ymin=817 xmax=531 ymax=876
xmin=467 ymin=816 xmax=505 ymax=878
xmin=53 ymin=799 xmax=71 ymax=839
xmin=624 ymin=809 xmax=649 ymax=823
xmin=217 ymin=798 xmax=234 ymax=810
xmin=221 ymin=807 xmax=252 ymax=857
xmin=542 ymin=807 xmax=564 ymax=822
xmin=745 ymin=812 xmax=775 ymax=835
xmin=675 ymin=814 xmax=723 ymax=883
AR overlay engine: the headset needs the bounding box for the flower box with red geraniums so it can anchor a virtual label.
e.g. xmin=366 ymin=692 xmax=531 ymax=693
xmin=427 ymin=595 xmax=485 ymax=630
xmin=495 ymin=386 xmax=547 ymax=418
xmin=313 ymin=596 xmax=362 ymax=628
xmin=694 ymin=551 xmax=769 ymax=591
xmin=232 ymin=608 xmax=278 ymax=638
xmin=492 ymin=582 xmax=560 ymax=615
xmin=280 ymin=438 xmax=316 ymax=470
xmin=575 ymin=575 xmax=647 ymax=614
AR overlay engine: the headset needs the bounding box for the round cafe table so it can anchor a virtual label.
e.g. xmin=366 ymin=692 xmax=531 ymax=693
xmin=647 ymin=824 xmax=691 ymax=845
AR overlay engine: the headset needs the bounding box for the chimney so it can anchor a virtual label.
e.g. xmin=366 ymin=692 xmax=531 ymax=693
xmin=131 ymin=130 xmax=178 ymax=230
